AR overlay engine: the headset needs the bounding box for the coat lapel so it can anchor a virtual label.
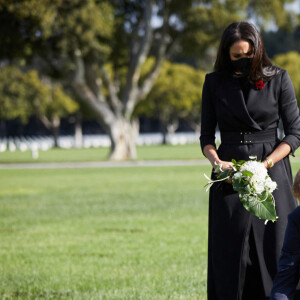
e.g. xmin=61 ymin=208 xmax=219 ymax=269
xmin=221 ymin=75 xmax=262 ymax=131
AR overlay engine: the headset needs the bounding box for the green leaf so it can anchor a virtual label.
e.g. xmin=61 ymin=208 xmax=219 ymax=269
xmin=242 ymin=170 xmax=254 ymax=177
xmin=217 ymin=169 xmax=231 ymax=180
xmin=235 ymin=160 xmax=246 ymax=168
xmin=240 ymin=193 xmax=277 ymax=222
xmin=232 ymin=180 xmax=245 ymax=193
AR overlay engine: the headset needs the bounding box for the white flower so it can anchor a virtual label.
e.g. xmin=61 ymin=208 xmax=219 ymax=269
xmin=241 ymin=161 xmax=268 ymax=179
xmin=233 ymin=172 xmax=242 ymax=179
xmin=253 ymin=182 xmax=265 ymax=194
xmin=239 ymin=160 xmax=276 ymax=195
xmin=265 ymin=177 xmax=277 ymax=192
xmin=204 ymin=157 xmax=278 ymax=223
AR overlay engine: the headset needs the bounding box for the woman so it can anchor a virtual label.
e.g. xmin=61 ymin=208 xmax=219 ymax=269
xmin=200 ymin=21 xmax=300 ymax=299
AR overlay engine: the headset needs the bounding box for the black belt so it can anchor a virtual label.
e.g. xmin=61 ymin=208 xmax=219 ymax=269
xmin=220 ymin=129 xmax=278 ymax=145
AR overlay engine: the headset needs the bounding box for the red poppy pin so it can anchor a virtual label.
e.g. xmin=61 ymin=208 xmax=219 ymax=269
xmin=255 ymin=80 xmax=265 ymax=90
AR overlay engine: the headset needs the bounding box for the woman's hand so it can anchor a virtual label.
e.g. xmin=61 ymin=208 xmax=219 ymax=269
xmin=214 ymin=160 xmax=233 ymax=184
xmin=214 ymin=160 xmax=234 ymax=171
xmin=262 ymin=160 xmax=268 ymax=169
xmin=202 ymin=145 xmax=233 ymax=182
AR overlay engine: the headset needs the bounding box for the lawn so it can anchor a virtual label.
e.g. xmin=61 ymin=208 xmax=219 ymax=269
xmin=0 ymin=143 xmax=299 ymax=164
xmin=1 ymin=153 xmax=300 ymax=300
xmin=0 ymin=164 xmax=212 ymax=299
xmin=0 ymin=144 xmax=205 ymax=164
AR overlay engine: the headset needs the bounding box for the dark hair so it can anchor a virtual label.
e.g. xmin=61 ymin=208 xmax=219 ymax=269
xmin=292 ymin=170 xmax=300 ymax=201
xmin=214 ymin=21 xmax=280 ymax=82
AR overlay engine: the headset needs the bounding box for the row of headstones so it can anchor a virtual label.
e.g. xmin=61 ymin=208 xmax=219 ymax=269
xmin=0 ymin=132 xmax=218 ymax=153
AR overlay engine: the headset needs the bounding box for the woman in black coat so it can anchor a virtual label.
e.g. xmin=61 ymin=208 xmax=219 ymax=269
xmin=200 ymin=21 xmax=300 ymax=299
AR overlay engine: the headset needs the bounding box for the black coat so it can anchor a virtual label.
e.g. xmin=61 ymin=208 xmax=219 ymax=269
xmin=271 ymin=206 xmax=300 ymax=300
xmin=200 ymin=69 xmax=300 ymax=300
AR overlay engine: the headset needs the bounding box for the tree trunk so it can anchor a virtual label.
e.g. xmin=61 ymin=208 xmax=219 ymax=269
xmin=52 ymin=126 xmax=59 ymax=147
xmin=160 ymin=119 xmax=167 ymax=144
xmin=108 ymin=118 xmax=138 ymax=160
xmin=74 ymin=113 xmax=83 ymax=148
xmin=51 ymin=116 xmax=60 ymax=148
xmin=167 ymin=119 xmax=179 ymax=135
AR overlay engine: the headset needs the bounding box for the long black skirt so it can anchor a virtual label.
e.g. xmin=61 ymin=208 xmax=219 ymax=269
xmin=241 ymin=226 xmax=268 ymax=300
xmin=207 ymin=141 xmax=299 ymax=300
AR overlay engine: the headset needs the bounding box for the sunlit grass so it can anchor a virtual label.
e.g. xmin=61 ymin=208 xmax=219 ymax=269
xmin=0 ymin=143 xmax=205 ymax=164
xmin=0 ymin=143 xmax=299 ymax=164
xmin=0 ymin=165 xmax=211 ymax=299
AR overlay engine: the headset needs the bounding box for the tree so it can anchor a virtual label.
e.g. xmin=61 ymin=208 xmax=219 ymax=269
xmin=0 ymin=0 xmax=296 ymax=159
xmin=33 ymin=78 xmax=79 ymax=147
xmin=262 ymin=26 xmax=300 ymax=59
xmin=135 ymin=61 xmax=205 ymax=143
xmin=0 ymin=66 xmax=33 ymax=123
xmin=0 ymin=66 xmax=78 ymax=146
xmin=273 ymin=51 xmax=300 ymax=106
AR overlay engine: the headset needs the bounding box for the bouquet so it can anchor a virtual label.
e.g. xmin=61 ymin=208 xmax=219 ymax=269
xmin=205 ymin=157 xmax=278 ymax=223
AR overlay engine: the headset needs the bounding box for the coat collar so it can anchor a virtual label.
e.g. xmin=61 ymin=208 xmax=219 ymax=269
xmin=220 ymin=74 xmax=262 ymax=131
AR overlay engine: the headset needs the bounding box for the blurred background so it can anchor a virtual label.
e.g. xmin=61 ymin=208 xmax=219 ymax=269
xmin=1 ymin=0 xmax=300 ymax=161
xmin=2 ymin=2 xmax=300 ymax=299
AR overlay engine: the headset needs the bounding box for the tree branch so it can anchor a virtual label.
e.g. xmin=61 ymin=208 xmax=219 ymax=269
xmin=133 ymin=0 xmax=171 ymax=106
xmin=74 ymin=49 xmax=85 ymax=85
xmin=121 ymin=0 xmax=154 ymax=118
xmin=100 ymin=67 xmax=123 ymax=117
xmin=72 ymin=82 xmax=116 ymax=129
xmin=85 ymin=62 xmax=106 ymax=103
xmin=136 ymin=31 xmax=182 ymax=104
xmin=39 ymin=114 xmax=52 ymax=130
xmin=72 ymin=49 xmax=116 ymax=129
xmin=130 ymin=16 xmax=144 ymax=60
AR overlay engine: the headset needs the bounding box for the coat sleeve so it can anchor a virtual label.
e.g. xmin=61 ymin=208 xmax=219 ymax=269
xmin=200 ymin=74 xmax=217 ymax=155
xmin=270 ymin=213 xmax=300 ymax=300
xmin=279 ymin=70 xmax=300 ymax=156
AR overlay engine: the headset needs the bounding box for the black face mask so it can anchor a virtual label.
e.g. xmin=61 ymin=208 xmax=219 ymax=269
xmin=231 ymin=57 xmax=253 ymax=75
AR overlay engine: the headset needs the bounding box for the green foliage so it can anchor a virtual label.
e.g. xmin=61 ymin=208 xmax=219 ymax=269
xmin=0 ymin=65 xmax=78 ymax=123
xmin=0 ymin=66 xmax=33 ymax=122
xmin=273 ymin=51 xmax=300 ymax=105
xmin=0 ymin=0 xmax=114 ymax=72
xmin=135 ymin=61 xmax=205 ymax=127
xmin=178 ymin=0 xmax=296 ymax=67
xmin=37 ymin=82 xmax=79 ymax=122
xmin=248 ymin=0 xmax=296 ymax=30
xmin=240 ymin=193 xmax=277 ymax=223
xmin=50 ymin=0 xmax=113 ymax=58
xmin=0 ymin=0 xmax=297 ymax=157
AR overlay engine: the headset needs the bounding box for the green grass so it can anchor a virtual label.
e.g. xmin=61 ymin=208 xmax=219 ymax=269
xmin=1 ymin=158 xmax=300 ymax=299
xmin=0 ymin=164 xmax=212 ymax=299
xmin=0 ymin=144 xmax=205 ymax=164
xmin=0 ymin=143 xmax=299 ymax=164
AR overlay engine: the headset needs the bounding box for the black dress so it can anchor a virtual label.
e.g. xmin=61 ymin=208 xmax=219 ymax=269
xmin=200 ymin=69 xmax=300 ymax=300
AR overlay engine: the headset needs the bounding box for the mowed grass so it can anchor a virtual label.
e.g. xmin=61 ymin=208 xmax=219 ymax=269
xmin=0 ymin=144 xmax=205 ymax=164
xmin=0 ymin=164 xmax=213 ymax=299
xmin=0 ymin=143 xmax=299 ymax=164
